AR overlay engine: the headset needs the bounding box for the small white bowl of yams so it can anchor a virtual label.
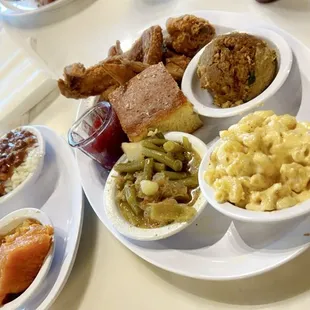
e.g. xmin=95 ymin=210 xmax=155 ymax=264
xmin=0 ymin=208 xmax=54 ymax=309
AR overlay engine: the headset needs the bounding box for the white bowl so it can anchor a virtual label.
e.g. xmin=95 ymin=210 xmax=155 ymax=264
xmin=104 ymin=132 xmax=208 ymax=241
xmin=182 ymin=28 xmax=293 ymax=118
xmin=198 ymin=139 xmax=310 ymax=223
xmin=0 ymin=208 xmax=55 ymax=309
xmin=0 ymin=126 xmax=45 ymax=205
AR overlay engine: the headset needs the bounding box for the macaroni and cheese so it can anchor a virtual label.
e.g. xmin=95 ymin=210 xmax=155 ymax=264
xmin=205 ymin=111 xmax=310 ymax=211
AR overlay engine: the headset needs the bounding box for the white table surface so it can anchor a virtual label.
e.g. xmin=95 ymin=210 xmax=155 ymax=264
xmin=2 ymin=0 xmax=310 ymax=309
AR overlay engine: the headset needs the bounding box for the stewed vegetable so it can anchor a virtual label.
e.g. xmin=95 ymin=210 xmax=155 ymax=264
xmin=114 ymin=133 xmax=201 ymax=228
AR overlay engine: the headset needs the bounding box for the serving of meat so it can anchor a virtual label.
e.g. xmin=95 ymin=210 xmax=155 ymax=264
xmin=58 ymin=58 xmax=150 ymax=99
xmin=58 ymin=15 xmax=215 ymax=100
xmin=197 ymin=32 xmax=277 ymax=108
xmin=163 ymin=49 xmax=191 ymax=82
xmin=58 ymin=63 xmax=117 ymax=99
xmin=58 ymin=26 xmax=163 ymax=100
xmin=166 ymin=15 xmax=215 ymax=57
xmin=123 ymin=25 xmax=163 ymax=65
xmin=108 ymin=40 xmax=123 ymax=57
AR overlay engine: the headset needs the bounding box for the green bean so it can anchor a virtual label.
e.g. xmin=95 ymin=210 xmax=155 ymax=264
xmin=154 ymin=162 xmax=166 ymax=172
xmin=141 ymin=140 xmax=164 ymax=152
xmin=172 ymin=175 xmax=198 ymax=188
xmin=143 ymin=158 xmax=154 ymax=180
xmin=146 ymin=129 xmax=165 ymax=139
xmin=174 ymin=152 xmax=185 ymax=162
xmin=163 ymin=141 xmax=184 ymax=153
xmin=124 ymin=173 xmax=134 ymax=182
xmin=142 ymin=147 xmax=182 ymax=172
xmin=166 ymin=151 xmax=174 ymax=159
xmin=182 ymin=136 xmax=192 ymax=152
xmin=114 ymin=160 xmax=144 ymax=173
xmin=155 ymin=132 xmax=165 ymax=139
xmin=163 ymin=171 xmax=187 ymax=180
xmin=119 ymin=201 xmax=139 ymax=226
xmin=184 ymin=152 xmax=192 ymax=162
xmin=124 ymin=183 xmax=142 ymax=215
xmin=146 ymin=138 xmax=167 ymax=145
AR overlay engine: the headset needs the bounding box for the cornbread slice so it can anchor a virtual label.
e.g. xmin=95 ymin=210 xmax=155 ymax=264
xmin=109 ymin=62 xmax=202 ymax=142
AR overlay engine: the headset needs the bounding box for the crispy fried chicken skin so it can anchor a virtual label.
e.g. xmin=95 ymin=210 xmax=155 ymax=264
xmin=58 ymin=26 xmax=163 ymax=99
xmin=58 ymin=57 xmax=150 ymax=99
xmin=58 ymin=16 xmax=217 ymax=100
xmin=108 ymin=40 xmax=123 ymax=57
xmin=58 ymin=63 xmax=117 ymax=99
xmin=163 ymin=48 xmax=191 ymax=82
xmin=123 ymin=25 xmax=163 ymax=64
xmin=166 ymin=15 xmax=215 ymax=57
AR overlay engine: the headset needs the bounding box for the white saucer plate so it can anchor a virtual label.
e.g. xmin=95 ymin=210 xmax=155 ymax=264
xmin=0 ymin=0 xmax=75 ymax=16
xmin=76 ymin=11 xmax=310 ymax=280
xmin=1 ymin=126 xmax=83 ymax=308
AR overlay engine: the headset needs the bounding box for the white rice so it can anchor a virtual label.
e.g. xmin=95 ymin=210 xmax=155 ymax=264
xmin=4 ymin=146 xmax=42 ymax=194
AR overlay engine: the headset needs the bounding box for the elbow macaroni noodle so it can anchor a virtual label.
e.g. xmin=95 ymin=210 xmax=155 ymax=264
xmin=205 ymin=111 xmax=310 ymax=211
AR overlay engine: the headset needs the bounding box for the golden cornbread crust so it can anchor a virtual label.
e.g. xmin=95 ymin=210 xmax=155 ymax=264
xmin=109 ymin=62 xmax=202 ymax=141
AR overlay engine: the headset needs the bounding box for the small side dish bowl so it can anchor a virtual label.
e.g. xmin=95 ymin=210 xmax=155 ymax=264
xmin=0 ymin=126 xmax=45 ymax=205
xmin=182 ymin=28 xmax=293 ymax=118
xmin=104 ymin=132 xmax=208 ymax=241
xmin=0 ymin=208 xmax=55 ymax=309
xmin=199 ymin=139 xmax=310 ymax=223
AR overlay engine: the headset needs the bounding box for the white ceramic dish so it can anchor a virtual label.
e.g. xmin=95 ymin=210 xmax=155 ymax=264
xmin=182 ymin=28 xmax=293 ymax=118
xmin=77 ymin=11 xmax=310 ymax=280
xmin=0 ymin=0 xmax=75 ymax=16
xmin=0 ymin=126 xmax=45 ymax=205
xmin=104 ymin=132 xmax=208 ymax=241
xmin=198 ymin=138 xmax=310 ymax=223
xmin=0 ymin=208 xmax=54 ymax=310
xmin=0 ymin=126 xmax=83 ymax=309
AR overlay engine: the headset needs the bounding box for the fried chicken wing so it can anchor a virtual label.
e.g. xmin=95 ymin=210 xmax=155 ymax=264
xmin=166 ymin=15 xmax=215 ymax=57
xmin=99 ymin=84 xmax=120 ymax=102
xmin=59 ymin=26 xmax=163 ymax=100
xmin=58 ymin=63 xmax=118 ymax=99
xmin=58 ymin=58 xmax=149 ymax=99
xmin=102 ymin=58 xmax=149 ymax=85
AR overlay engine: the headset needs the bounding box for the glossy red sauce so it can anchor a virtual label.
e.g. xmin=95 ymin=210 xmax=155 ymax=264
xmin=78 ymin=102 xmax=128 ymax=170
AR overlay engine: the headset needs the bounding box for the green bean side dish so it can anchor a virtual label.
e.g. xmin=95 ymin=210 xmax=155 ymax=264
xmin=114 ymin=132 xmax=201 ymax=228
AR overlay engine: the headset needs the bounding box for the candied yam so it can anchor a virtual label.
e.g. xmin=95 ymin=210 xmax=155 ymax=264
xmin=0 ymin=220 xmax=53 ymax=305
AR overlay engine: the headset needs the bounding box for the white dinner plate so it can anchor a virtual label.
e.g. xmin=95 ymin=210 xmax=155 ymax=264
xmin=0 ymin=0 xmax=75 ymax=16
xmin=0 ymin=126 xmax=83 ymax=308
xmin=76 ymin=11 xmax=310 ymax=280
